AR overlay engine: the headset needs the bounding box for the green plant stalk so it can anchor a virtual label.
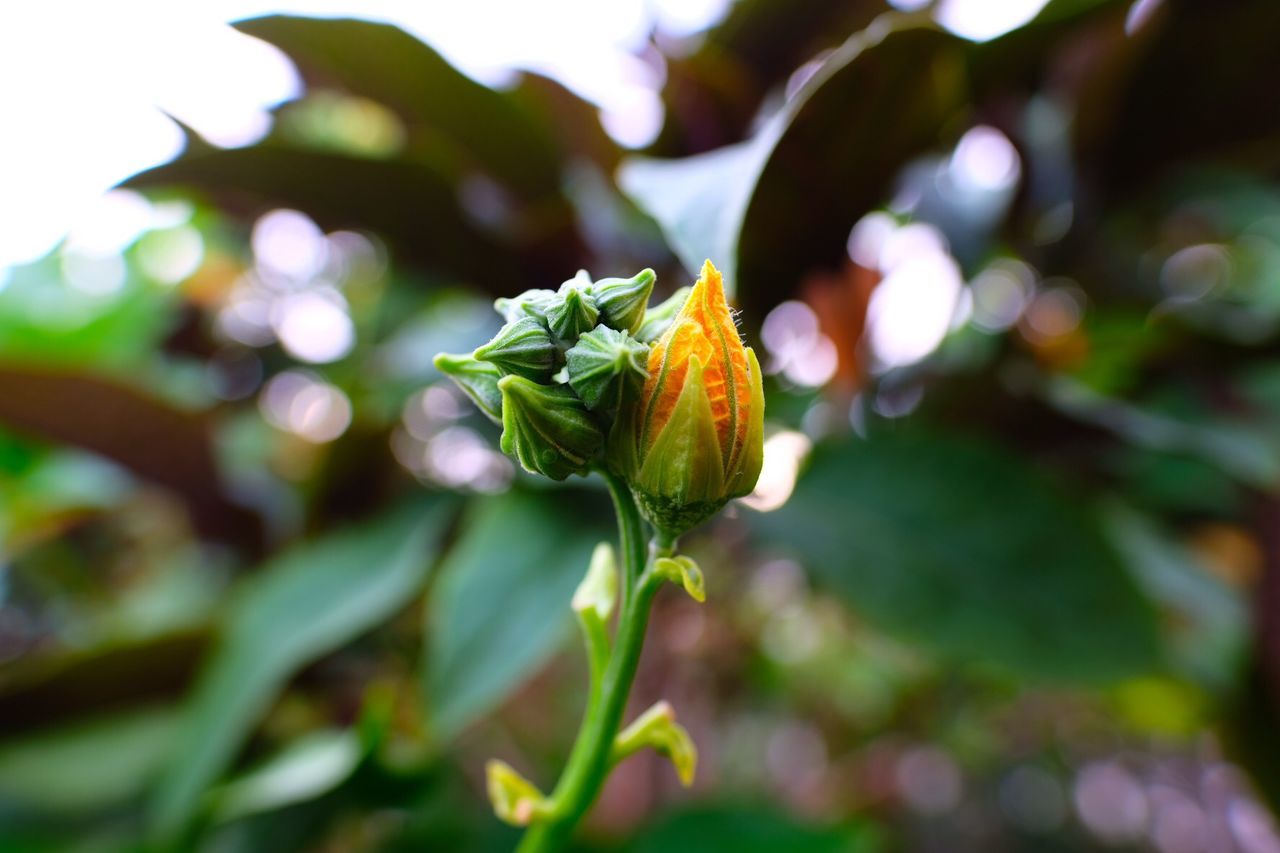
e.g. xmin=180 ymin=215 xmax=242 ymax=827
xmin=516 ymin=476 xmax=672 ymax=853
xmin=603 ymin=470 xmax=646 ymax=612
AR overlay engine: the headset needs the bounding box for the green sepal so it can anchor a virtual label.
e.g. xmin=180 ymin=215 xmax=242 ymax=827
xmin=498 ymin=375 xmax=604 ymax=480
xmin=494 ymin=288 xmax=557 ymax=326
xmin=633 ymin=355 xmax=726 ymax=533
xmin=611 ymin=701 xmax=697 ymax=787
xmin=474 ymin=317 xmax=560 ymax=381
xmin=547 ymin=285 xmax=600 ymax=343
xmin=565 ymin=326 xmax=649 ymax=410
xmin=632 ymin=492 xmax=724 ymax=542
xmin=594 ymin=268 xmax=655 ymax=334
xmin=432 ymin=352 xmax=503 ymax=424
xmin=726 ymin=347 xmax=766 ymax=498
xmin=486 ymin=759 xmax=551 ymax=826
xmin=655 ymin=555 xmax=705 ymax=603
xmin=636 ymin=285 xmax=691 ymax=342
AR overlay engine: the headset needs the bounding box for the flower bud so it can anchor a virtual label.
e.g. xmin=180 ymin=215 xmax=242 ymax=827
xmin=499 ymin=375 xmax=604 ymax=480
xmin=611 ymin=260 xmax=764 ymax=536
xmin=635 ymin=285 xmax=691 ymax=343
xmin=593 ymin=268 xmax=655 ymax=334
xmin=566 ymin=326 xmax=648 ymax=411
xmin=474 ymin=317 xmax=560 ymax=381
xmin=432 ymin=353 xmax=503 ymax=424
xmin=547 ymin=285 xmax=599 ymax=342
xmin=572 ymin=542 xmax=618 ymax=621
xmin=493 ymin=288 xmax=557 ymax=325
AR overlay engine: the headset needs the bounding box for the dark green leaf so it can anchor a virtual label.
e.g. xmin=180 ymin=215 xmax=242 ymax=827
xmin=234 ymin=15 xmax=563 ymax=202
xmin=125 ymin=147 xmax=529 ymax=292
xmin=621 ymin=22 xmax=967 ymax=310
xmin=624 ymin=804 xmax=882 ymax=853
xmin=425 ymin=487 xmax=605 ymax=738
xmin=149 ymin=499 xmax=454 ymax=840
xmin=751 ymin=430 xmax=1161 ymax=683
xmin=0 ymin=629 xmax=208 ymax=735
xmin=652 ymin=0 xmax=886 ymax=155
xmin=1075 ymin=0 xmax=1280 ymax=197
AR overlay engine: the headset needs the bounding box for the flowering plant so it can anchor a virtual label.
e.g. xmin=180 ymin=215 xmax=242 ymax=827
xmin=435 ymin=259 xmax=764 ymax=851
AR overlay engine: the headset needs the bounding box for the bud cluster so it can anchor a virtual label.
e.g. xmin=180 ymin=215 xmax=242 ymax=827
xmin=435 ymin=260 xmax=763 ymax=538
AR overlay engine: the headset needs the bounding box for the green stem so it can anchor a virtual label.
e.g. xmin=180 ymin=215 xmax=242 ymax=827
xmin=602 ymin=470 xmax=645 ymax=612
xmin=516 ymin=484 xmax=671 ymax=853
xmin=578 ymin=611 xmax=610 ymax=689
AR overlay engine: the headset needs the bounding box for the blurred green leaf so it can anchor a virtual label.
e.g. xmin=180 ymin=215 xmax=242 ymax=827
xmin=208 ymin=729 xmax=363 ymax=824
xmin=751 ymin=430 xmax=1161 ymax=682
xmin=622 ymin=804 xmax=881 ymax=853
xmin=1105 ymin=504 xmax=1247 ymax=688
xmin=0 ymin=705 xmax=178 ymax=815
xmin=620 ymin=137 xmax=770 ymax=295
xmin=425 ymin=486 xmax=604 ymax=738
xmin=1045 ymin=376 xmax=1280 ymax=490
xmin=621 ymin=22 xmax=966 ymax=307
xmin=149 ymin=498 xmax=454 ymax=841
xmin=0 ymin=255 xmax=177 ymax=370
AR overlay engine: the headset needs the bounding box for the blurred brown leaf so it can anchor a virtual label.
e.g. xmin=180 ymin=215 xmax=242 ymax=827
xmin=0 ymin=365 xmax=260 ymax=549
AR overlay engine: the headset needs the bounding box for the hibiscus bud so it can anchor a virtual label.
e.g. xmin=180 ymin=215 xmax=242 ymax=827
xmin=566 ymin=326 xmax=648 ymax=410
xmin=474 ymin=317 xmax=560 ymax=381
xmin=572 ymin=542 xmax=618 ymax=621
xmin=593 ymin=268 xmax=655 ymax=334
xmin=432 ymin=353 xmax=503 ymax=424
xmin=612 ymin=260 xmax=764 ymax=536
xmin=493 ymin=288 xmax=558 ymax=325
xmin=547 ymin=284 xmax=600 ymax=342
xmin=635 ymin=285 xmax=691 ymax=343
xmin=499 ymin=375 xmax=604 ymax=480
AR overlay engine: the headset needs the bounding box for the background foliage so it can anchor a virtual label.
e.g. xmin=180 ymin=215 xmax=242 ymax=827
xmin=4 ymin=0 xmax=1280 ymax=850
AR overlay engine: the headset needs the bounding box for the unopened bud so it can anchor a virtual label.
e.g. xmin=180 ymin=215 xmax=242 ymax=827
xmin=433 ymin=353 xmax=503 ymax=424
xmin=474 ymin=317 xmax=560 ymax=381
xmin=498 ymin=376 xmax=604 ymax=480
xmin=547 ymin=285 xmax=600 ymax=342
xmin=572 ymin=542 xmax=618 ymax=620
xmin=566 ymin=326 xmax=648 ymax=410
xmin=610 ymin=261 xmax=764 ymax=536
xmin=594 ymin=268 xmax=655 ymax=335
xmin=494 ymin=288 xmax=557 ymax=326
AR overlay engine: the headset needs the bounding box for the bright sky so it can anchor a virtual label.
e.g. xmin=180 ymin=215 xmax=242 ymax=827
xmin=0 ymin=0 xmax=1048 ymax=271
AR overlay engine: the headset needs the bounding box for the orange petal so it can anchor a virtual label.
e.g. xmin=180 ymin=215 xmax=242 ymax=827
xmin=641 ymin=260 xmax=751 ymax=469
